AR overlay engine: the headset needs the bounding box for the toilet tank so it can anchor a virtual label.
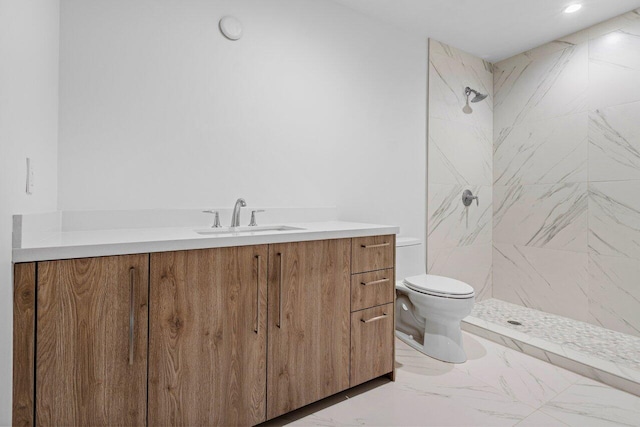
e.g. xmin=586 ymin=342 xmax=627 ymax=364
xmin=395 ymin=237 xmax=424 ymax=282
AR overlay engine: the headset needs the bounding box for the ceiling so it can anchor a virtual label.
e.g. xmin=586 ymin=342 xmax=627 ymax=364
xmin=331 ymin=0 xmax=640 ymax=62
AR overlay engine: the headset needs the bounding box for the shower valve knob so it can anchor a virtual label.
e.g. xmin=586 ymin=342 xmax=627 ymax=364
xmin=462 ymin=190 xmax=479 ymax=207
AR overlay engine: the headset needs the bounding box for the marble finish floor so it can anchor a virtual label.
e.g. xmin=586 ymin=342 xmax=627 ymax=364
xmin=262 ymin=333 xmax=640 ymax=426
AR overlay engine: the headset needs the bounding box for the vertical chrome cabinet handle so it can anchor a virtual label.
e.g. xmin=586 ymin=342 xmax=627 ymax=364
xmin=277 ymin=252 xmax=283 ymax=328
xmin=254 ymin=255 xmax=260 ymax=334
xmin=128 ymin=267 xmax=135 ymax=366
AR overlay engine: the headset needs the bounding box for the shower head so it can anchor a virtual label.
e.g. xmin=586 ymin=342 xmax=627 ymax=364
xmin=465 ymin=87 xmax=488 ymax=103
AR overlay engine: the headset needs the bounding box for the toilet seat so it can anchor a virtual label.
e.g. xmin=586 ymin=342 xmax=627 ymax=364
xmin=403 ymin=274 xmax=474 ymax=299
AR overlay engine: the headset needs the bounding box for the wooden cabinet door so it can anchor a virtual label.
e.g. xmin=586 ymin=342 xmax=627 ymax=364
xmin=149 ymin=245 xmax=268 ymax=426
xmin=350 ymin=303 xmax=394 ymax=387
xmin=36 ymin=254 xmax=149 ymax=426
xmin=267 ymin=239 xmax=351 ymax=419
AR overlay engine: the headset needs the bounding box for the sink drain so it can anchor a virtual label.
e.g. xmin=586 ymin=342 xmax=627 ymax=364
xmin=507 ymin=320 xmax=522 ymax=326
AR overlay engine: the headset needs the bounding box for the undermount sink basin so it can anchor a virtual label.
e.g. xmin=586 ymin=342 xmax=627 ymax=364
xmin=195 ymin=225 xmax=306 ymax=235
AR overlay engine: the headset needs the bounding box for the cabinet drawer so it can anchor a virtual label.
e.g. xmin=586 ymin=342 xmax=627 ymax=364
xmin=351 ymin=269 xmax=394 ymax=312
xmin=350 ymin=303 xmax=394 ymax=387
xmin=351 ymin=235 xmax=395 ymax=274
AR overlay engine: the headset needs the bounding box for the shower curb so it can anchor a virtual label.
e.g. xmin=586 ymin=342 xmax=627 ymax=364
xmin=462 ymin=315 xmax=640 ymax=397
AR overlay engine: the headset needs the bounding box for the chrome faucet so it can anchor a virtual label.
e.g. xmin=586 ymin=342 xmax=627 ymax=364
xmin=231 ymin=198 xmax=247 ymax=227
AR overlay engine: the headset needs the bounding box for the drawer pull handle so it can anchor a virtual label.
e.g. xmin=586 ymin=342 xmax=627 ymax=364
xmin=361 ymin=313 xmax=389 ymax=323
xmin=128 ymin=267 xmax=135 ymax=366
xmin=361 ymin=242 xmax=390 ymax=249
xmin=361 ymin=278 xmax=389 ymax=286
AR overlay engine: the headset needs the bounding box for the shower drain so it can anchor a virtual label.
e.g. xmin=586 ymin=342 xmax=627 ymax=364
xmin=507 ymin=320 xmax=523 ymax=326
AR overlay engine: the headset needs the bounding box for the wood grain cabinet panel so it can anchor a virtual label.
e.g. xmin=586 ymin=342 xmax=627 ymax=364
xmin=266 ymin=239 xmax=351 ymax=420
xmin=148 ymin=245 xmax=268 ymax=426
xmin=351 ymin=235 xmax=395 ymax=273
xmin=351 ymin=268 xmax=395 ymax=312
xmin=350 ymin=303 xmax=394 ymax=387
xmin=13 ymin=263 xmax=35 ymax=427
xmin=36 ymin=254 xmax=149 ymax=426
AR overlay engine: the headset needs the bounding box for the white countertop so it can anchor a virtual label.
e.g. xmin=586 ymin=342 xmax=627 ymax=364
xmin=13 ymin=221 xmax=399 ymax=263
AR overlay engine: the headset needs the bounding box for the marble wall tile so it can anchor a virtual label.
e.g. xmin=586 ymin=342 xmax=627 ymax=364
xmin=495 ymin=112 xmax=587 ymax=186
xmin=494 ymin=43 xmax=588 ymax=131
xmin=493 ymin=243 xmax=589 ymax=322
xmin=589 ymin=21 xmax=640 ymax=109
xmin=588 ymin=253 xmax=640 ymax=338
xmin=430 ymin=39 xmax=494 ymax=74
xmin=427 ymin=39 xmax=493 ymax=298
xmin=493 ymin=183 xmax=588 ymax=252
xmin=588 ymin=181 xmax=640 ymax=260
xmin=428 ymin=184 xmax=492 ymax=249
xmin=589 ymin=101 xmax=640 ymax=182
xmin=588 ymin=61 xmax=640 ymax=111
xmin=429 ymin=42 xmax=493 ymax=129
xmin=427 ymin=244 xmax=492 ymax=300
xmin=587 ymin=8 xmax=640 ymax=40
xmin=429 ymin=118 xmax=492 ymax=185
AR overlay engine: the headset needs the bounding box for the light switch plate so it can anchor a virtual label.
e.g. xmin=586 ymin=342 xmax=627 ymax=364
xmin=26 ymin=157 xmax=34 ymax=194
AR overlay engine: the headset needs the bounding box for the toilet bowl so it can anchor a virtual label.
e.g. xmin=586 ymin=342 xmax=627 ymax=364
xmin=395 ymin=274 xmax=475 ymax=363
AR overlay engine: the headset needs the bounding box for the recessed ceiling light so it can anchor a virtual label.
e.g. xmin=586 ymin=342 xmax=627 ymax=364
xmin=564 ymin=4 xmax=582 ymax=13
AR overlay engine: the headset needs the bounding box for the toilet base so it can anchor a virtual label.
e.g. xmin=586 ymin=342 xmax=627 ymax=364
xmin=395 ymin=321 xmax=467 ymax=364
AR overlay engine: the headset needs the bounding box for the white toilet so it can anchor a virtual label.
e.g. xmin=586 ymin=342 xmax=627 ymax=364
xmin=395 ymin=274 xmax=475 ymax=363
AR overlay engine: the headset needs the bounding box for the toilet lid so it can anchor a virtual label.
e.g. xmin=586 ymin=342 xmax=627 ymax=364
xmin=403 ymin=274 xmax=475 ymax=298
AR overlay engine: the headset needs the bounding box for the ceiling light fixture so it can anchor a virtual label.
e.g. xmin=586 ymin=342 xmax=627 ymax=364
xmin=564 ymin=4 xmax=582 ymax=13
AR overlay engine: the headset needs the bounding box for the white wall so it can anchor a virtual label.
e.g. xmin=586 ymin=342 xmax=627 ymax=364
xmin=0 ymin=0 xmax=60 ymax=422
xmin=58 ymin=0 xmax=427 ymax=276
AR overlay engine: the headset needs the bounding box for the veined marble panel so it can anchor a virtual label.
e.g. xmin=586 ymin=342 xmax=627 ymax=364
xmin=494 ymin=43 xmax=588 ymax=131
xmin=589 ymin=253 xmax=640 ymax=338
xmin=494 ymin=112 xmax=587 ymax=186
xmin=589 ymin=24 xmax=640 ymax=109
xmin=427 ymin=244 xmax=492 ymax=300
xmin=430 ymin=39 xmax=494 ymax=74
xmin=493 ymin=244 xmax=589 ymax=322
xmin=589 ymin=101 xmax=640 ymax=182
xmin=428 ymin=184 xmax=492 ymax=249
xmin=429 ymin=118 xmax=492 ymax=185
xmin=589 ymin=181 xmax=640 ymax=260
xmin=519 ymin=30 xmax=588 ymax=62
xmin=429 ymin=42 xmax=493 ymax=129
xmin=540 ymin=378 xmax=640 ymax=427
xmin=456 ymin=334 xmax=581 ymax=408
xmin=587 ymin=8 xmax=640 ymax=40
xmin=589 ymin=61 xmax=640 ymax=111
xmin=493 ymin=183 xmax=588 ymax=252
xmin=516 ymin=410 xmax=569 ymax=427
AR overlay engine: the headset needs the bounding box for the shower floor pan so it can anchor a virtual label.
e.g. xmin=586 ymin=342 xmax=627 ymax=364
xmin=462 ymin=299 xmax=640 ymax=397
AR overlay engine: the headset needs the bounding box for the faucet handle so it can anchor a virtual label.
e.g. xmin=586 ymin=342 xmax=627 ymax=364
xmin=248 ymin=210 xmax=265 ymax=227
xmin=462 ymin=190 xmax=479 ymax=207
xmin=202 ymin=210 xmax=222 ymax=228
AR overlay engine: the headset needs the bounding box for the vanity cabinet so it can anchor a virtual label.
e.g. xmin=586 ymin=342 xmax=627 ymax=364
xmin=13 ymin=234 xmax=395 ymax=426
xmin=148 ymin=246 xmax=268 ymax=426
xmin=35 ymin=255 xmax=149 ymax=426
xmin=266 ymin=239 xmax=351 ymax=419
